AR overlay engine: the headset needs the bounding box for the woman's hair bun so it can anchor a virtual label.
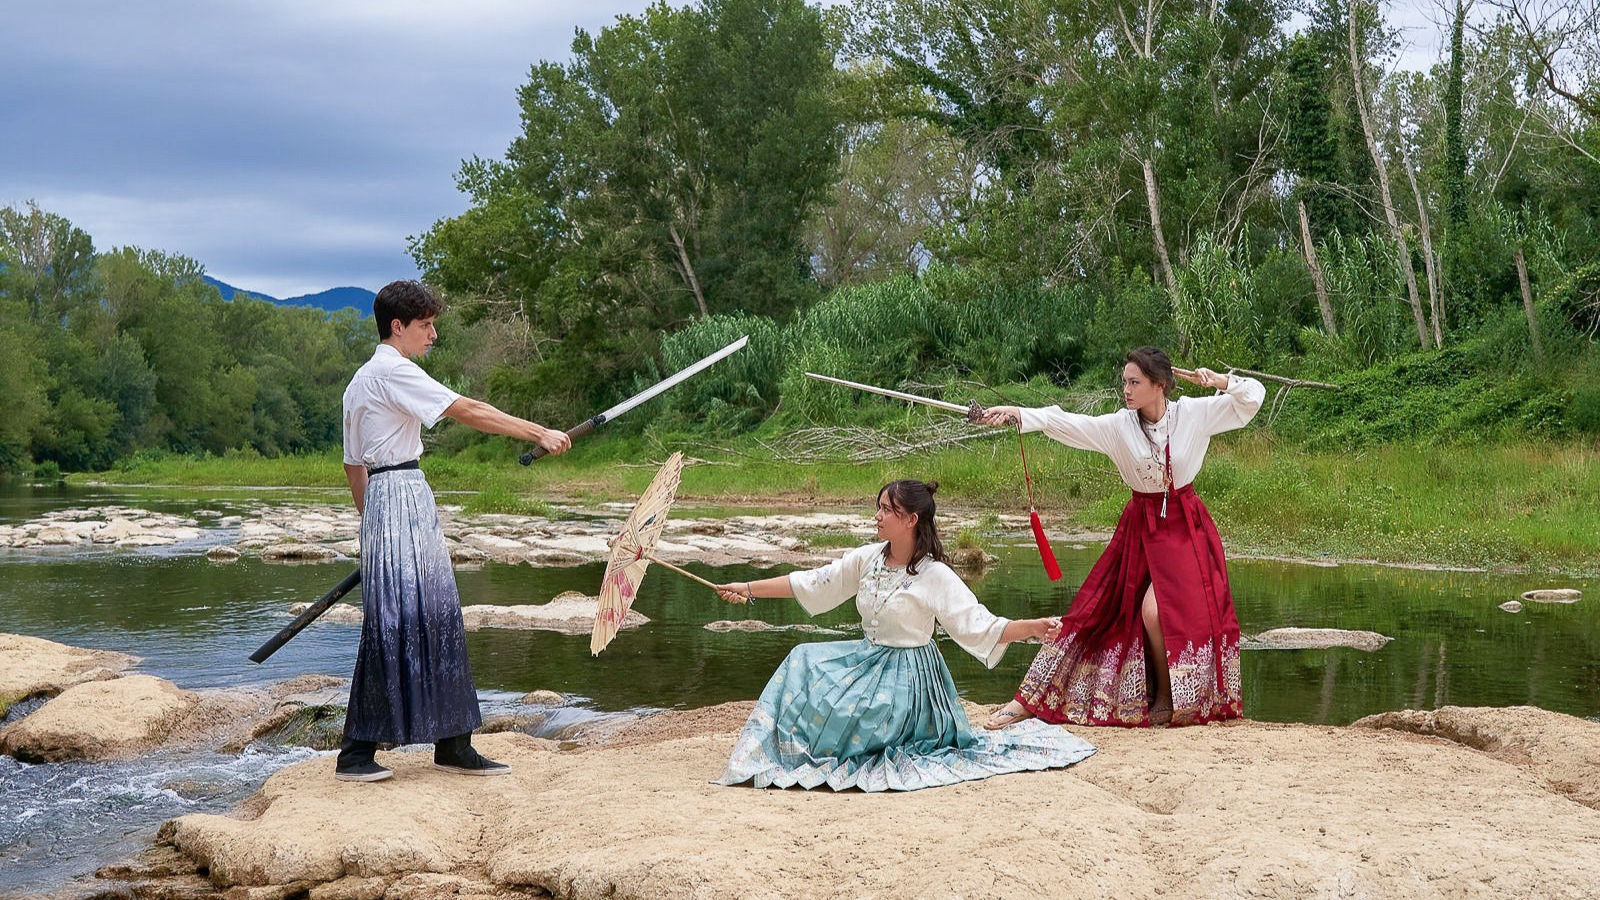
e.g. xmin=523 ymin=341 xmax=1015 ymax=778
xmin=924 ymin=480 xmax=939 ymax=494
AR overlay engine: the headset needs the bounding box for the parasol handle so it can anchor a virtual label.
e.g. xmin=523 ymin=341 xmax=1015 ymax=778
xmin=642 ymin=553 xmax=722 ymax=592
xmin=520 ymin=417 xmax=600 ymax=465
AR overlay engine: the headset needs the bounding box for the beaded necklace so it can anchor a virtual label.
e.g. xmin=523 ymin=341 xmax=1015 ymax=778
xmin=1139 ymin=401 xmax=1176 ymax=518
xmin=863 ymin=551 xmax=915 ymax=623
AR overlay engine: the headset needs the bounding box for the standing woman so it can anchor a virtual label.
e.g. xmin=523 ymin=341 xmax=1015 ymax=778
xmin=710 ymin=479 xmax=1096 ymax=792
xmin=979 ymin=347 xmax=1264 ymax=728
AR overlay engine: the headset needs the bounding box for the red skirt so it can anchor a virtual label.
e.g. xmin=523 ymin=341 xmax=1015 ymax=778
xmin=1015 ymin=484 xmax=1242 ymax=727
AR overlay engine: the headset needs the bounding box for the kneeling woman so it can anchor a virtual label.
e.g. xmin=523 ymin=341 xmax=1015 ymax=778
xmin=711 ymin=479 xmax=1095 ymax=792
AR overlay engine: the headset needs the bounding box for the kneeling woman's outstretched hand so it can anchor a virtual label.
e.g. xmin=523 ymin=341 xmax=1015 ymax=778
xmin=1003 ymin=615 xmax=1063 ymax=645
xmin=713 ymin=582 xmax=753 ymax=604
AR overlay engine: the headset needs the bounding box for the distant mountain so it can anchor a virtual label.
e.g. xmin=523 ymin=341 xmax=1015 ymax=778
xmin=203 ymin=276 xmax=374 ymax=316
xmin=202 ymin=275 xmax=276 ymax=302
xmin=281 ymin=286 xmax=375 ymax=316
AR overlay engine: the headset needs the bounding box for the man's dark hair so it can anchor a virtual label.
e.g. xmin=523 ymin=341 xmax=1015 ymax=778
xmin=373 ymin=280 xmax=444 ymax=339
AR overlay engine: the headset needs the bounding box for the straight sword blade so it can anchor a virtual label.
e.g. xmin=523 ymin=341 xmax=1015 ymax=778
xmin=597 ymin=335 xmax=749 ymax=424
xmin=520 ymin=335 xmax=749 ymax=464
xmin=803 ymin=372 xmax=972 ymax=414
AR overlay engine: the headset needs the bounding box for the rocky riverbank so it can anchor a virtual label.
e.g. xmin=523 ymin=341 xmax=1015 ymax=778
xmin=0 ymin=502 xmax=885 ymax=569
xmin=5 ymin=632 xmax=1600 ymax=899
xmin=75 ymin=702 xmax=1600 ymax=900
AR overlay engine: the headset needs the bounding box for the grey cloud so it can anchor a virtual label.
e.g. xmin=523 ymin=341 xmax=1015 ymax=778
xmin=2 ymin=0 xmax=653 ymax=295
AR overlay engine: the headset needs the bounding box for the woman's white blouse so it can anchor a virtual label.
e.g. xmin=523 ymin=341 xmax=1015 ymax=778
xmin=788 ymin=542 xmax=1011 ymax=668
xmin=1016 ymin=376 xmax=1265 ymax=492
xmin=342 ymin=344 xmax=462 ymax=468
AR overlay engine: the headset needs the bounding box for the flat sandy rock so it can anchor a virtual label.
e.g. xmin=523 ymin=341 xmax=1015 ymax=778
xmin=0 ymin=633 xmax=138 ymax=712
xmin=154 ymin=706 xmax=1600 ymax=900
xmin=461 ymin=593 xmax=648 ymax=634
xmin=0 ymin=674 xmax=198 ymax=762
xmin=206 ymin=545 xmax=242 ymax=562
xmin=703 ymin=620 xmax=845 ymax=635
xmin=288 ymin=602 xmax=365 ymax=625
xmin=1245 ymin=627 xmax=1392 ymax=652
xmin=519 ymin=690 xmax=567 ymax=706
xmin=1354 ymin=705 xmax=1600 ymax=811
xmin=261 ymin=543 xmax=339 ymax=562
xmin=282 ymin=594 xmax=649 ymax=634
xmin=1521 ymin=588 xmax=1582 ymax=603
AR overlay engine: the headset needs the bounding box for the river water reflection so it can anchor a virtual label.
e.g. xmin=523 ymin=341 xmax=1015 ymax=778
xmin=1 ymin=480 xmax=1597 ymax=891
xmin=3 ymin=480 xmax=1596 ymax=724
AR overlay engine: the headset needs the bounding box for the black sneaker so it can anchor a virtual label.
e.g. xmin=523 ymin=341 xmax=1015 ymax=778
xmin=335 ymin=760 xmax=393 ymax=782
xmin=434 ymin=741 xmax=510 ymax=777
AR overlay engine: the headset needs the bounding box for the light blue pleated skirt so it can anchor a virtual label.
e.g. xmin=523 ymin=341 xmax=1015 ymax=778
xmin=715 ymin=639 xmax=1096 ymax=792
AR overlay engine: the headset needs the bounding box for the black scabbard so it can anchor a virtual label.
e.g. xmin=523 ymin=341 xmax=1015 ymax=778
xmin=248 ymin=567 xmax=363 ymax=663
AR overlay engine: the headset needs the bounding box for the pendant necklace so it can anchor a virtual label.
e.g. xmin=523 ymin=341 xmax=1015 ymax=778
xmin=1142 ymin=402 xmax=1176 ymax=518
xmin=865 ymin=552 xmax=915 ymax=624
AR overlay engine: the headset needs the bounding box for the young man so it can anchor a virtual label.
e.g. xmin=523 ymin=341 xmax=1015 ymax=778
xmin=336 ymin=280 xmax=570 ymax=782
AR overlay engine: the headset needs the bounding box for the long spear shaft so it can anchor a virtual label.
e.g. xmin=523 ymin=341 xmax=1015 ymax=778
xmin=805 ymin=371 xmax=1063 ymax=581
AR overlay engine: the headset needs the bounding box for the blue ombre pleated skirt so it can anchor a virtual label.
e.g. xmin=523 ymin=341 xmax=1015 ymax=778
xmin=344 ymin=468 xmax=482 ymax=745
xmin=715 ymin=639 xmax=1096 ymax=792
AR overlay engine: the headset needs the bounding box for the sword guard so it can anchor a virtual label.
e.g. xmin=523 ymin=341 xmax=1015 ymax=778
xmin=966 ymin=400 xmax=986 ymax=423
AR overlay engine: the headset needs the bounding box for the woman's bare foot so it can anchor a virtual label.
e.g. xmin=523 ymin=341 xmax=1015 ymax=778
xmin=1149 ymin=699 xmax=1173 ymax=726
xmin=984 ymin=701 xmax=1034 ymax=730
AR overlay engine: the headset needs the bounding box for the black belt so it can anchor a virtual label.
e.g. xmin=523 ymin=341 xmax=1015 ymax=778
xmin=367 ymin=459 xmax=420 ymax=476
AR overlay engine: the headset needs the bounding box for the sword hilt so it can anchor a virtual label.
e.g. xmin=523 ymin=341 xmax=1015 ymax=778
xmin=519 ymin=416 xmax=602 ymax=465
xmin=966 ymin=399 xmax=986 ymax=424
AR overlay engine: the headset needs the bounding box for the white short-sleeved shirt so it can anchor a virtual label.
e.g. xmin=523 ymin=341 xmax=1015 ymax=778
xmin=342 ymin=344 xmax=462 ymax=468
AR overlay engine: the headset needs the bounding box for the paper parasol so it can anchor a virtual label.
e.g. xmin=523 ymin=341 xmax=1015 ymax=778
xmin=591 ymin=452 xmax=723 ymax=655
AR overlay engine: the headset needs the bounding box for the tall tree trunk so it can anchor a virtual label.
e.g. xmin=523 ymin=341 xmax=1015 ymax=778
xmin=1347 ymin=0 xmax=1432 ymax=349
xmin=1145 ymin=153 xmax=1184 ymax=347
xmin=1400 ymin=142 xmax=1444 ymax=346
xmin=1444 ymin=0 xmax=1469 ymax=233
xmin=1516 ymin=247 xmax=1545 ymax=365
xmin=1298 ymin=200 xmax=1338 ymax=336
xmin=667 ymin=222 xmax=710 ymax=318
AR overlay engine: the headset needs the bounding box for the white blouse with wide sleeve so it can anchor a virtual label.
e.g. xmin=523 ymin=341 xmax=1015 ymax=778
xmin=787 ymin=542 xmax=1012 ymax=668
xmin=1016 ymin=376 xmax=1265 ymax=492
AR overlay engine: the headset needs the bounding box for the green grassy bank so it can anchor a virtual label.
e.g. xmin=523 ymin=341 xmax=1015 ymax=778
xmin=79 ymin=432 xmax=1600 ymax=575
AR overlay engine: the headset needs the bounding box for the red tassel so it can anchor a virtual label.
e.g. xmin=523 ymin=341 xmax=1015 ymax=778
xmin=1030 ymin=509 xmax=1063 ymax=580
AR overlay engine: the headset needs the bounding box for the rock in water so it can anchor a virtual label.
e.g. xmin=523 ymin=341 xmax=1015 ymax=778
xmin=1499 ymin=600 xmax=1524 ymax=613
xmin=1521 ymin=588 xmax=1581 ymax=604
xmin=206 ymin=545 xmax=242 ymax=562
xmin=0 ymin=674 xmax=198 ymax=762
xmin=0 ymin=633 xmax=138 ymax=716
xmin=947 ymin=546 xmax=997 ymax=572
xmin=703 ymin=620 xmax=845 ymax=635
xmin=261 ymin=543 xmax=338 ymax=562
xmin=520 ymin=690 xmax=567 ymax=706
xmin=251 ymin=704 xmax=347 ymax=751
xmin=1245 ymin=627 xmax=1392 ymax=652
xmin=287 ymin=602 xmax=364 ymax=625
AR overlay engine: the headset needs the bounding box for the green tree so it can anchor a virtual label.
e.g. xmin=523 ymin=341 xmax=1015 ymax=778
xmin=413 ymin=0 xmax=842 ymax=425
xmin=0 ymin=202 xmax=96 ymax=323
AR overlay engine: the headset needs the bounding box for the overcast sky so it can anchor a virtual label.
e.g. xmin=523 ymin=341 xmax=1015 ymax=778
xmin=3 ymin=0 xmax=1445 ymax=298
